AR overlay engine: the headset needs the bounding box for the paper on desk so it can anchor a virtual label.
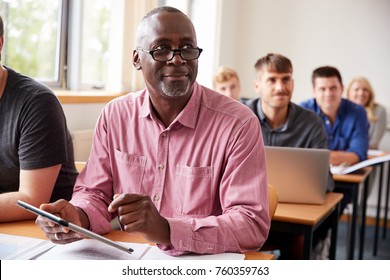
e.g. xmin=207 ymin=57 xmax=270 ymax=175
xmin=36 ymin=239 xmax=150 ymax=260
xmin=34 ymin=239 xmax=245 ymax=260
xmin=0 ymin=233 xmax=55 ymax=260
xmin=368 ymin=149 xmax=385 ymax=157
xmin=330 ymin=153 xmax=390 ymax=175
xmin=0 ymin=232 xmax=245 ymax=260
xmin=141 ymin=246 xmax=245 ymax=260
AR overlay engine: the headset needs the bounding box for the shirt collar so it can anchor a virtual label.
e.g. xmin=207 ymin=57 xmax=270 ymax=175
xmin=256 ymin=99 xmax=267 ymax=123
xmin=139 ymin=82 xmax=201 ymax=129
xmin=315 ymin=98 xmax=346 ymax=122
xmin=139 ymin=89 xmax=151 ymax=118
xmin=257 ymin=98 xmax=294 ymax=131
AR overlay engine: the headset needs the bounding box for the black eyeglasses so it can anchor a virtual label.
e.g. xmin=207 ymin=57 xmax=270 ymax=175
xmin=136 ymin=47 xmax=203 ymax=62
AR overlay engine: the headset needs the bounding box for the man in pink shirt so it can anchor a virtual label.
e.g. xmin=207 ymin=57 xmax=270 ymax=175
xmin=36 ymin=6 xmax=270 ymax=256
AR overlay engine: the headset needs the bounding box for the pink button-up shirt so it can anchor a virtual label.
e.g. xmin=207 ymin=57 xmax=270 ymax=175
xmin=71 ymin=82 xmax=269 ymax=255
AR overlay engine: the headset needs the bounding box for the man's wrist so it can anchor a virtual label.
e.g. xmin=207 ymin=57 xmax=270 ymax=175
xmin=75 ymin=206 xmax=90 ymax=229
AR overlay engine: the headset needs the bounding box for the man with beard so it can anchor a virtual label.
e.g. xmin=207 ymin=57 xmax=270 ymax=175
xmin=242 ymin=53 xmax=332 ymax=259
xmin=243 ymin=53 xmax=328 ymax=149
xmin=35 ymin=6 xmax=270 ymax=256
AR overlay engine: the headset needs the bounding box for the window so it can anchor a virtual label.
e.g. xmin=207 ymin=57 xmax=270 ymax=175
xmin=77 ymin=0 xmax=111 ymax=90
xmin=162 ymin=0 xmax=218 ymax=88
xmin=0 ymin=0 xmax=217 ymax=93
xmin=1 ymin=0 xmax=64 ymax=87
xmin=0 ymin=0 xmax=111 ymax=90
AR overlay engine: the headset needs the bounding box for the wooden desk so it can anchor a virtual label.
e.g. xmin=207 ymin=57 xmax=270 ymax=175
xmin=271 ymin=192 xmax=343 ymax=259
xmin=333 ymin=167 xmax=372 ymax=260
xmin=0 ymin=220 xmax=274 ymax=260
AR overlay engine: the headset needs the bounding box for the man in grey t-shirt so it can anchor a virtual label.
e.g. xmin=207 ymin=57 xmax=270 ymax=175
xmin=0 ymin=15 xmax=77 ymax=222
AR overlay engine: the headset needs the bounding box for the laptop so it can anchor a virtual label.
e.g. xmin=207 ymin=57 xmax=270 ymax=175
xmin=264 ymin=146 xmax=330 ymax=204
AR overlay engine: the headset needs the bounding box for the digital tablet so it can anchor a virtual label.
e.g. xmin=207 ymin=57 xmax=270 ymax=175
xmin=17 ymin=200 xmax=133 ymax=254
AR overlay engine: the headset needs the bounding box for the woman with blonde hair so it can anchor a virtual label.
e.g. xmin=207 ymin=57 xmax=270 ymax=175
xmin=347 ymin=77 xmax=387 ymax=149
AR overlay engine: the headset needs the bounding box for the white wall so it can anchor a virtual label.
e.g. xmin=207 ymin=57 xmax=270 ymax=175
xmin=63 ymin=103 xmax=105 ymax=132
xmin=215 ymin=0 xmax=390 ymax=107
xmin=190 ymin=0 xmax=219 ymax=87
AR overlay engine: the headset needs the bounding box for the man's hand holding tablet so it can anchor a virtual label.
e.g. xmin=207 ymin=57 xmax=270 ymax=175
xmin=17 ymin=200 xmax=133 ymax=254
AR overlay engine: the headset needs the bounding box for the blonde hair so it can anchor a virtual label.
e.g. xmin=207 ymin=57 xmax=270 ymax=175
xmin=212 ymin=66 xmax=240 ymax=89
xmin=346 ymin=77 xmax=378 ymax=122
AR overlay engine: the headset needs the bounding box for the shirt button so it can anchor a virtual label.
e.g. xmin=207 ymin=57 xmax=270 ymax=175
xmin=153 ymin=195 xmax=160 ymax=202
xmin=158 ymin=164 xmax=165 ymax=170
xmin=161 ymin=133 xmax=167 ymax=138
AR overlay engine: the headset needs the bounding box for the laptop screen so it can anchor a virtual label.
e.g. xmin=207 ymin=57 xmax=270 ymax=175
xmin=264 ymin=146 xmax=330 ymax=204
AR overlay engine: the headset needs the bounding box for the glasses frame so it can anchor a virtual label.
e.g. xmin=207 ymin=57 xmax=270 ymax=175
xmin=136 ymin=47 xmax=203 ymax=62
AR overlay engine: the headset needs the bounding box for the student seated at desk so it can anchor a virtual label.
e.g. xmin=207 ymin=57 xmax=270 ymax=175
xmin=35 ymin=6 xmax=270 ymax=256
xmin=301 ymin=66 xmax=369 ymax=213
xmin=346 ymin=76 xmax=387 ymax=205
xmin=0 ymin=15 xmax=77 ymax=222
xmin=242 ymin=53 xmax=333 ymax=191
xmin=242 ymin=53 xmax=333 ymax=259
xmin=212 ymin=66 xmax=242 ymax=101
xmin=242 ymin=53 xmax=329 ymax=150
xmin=346 ymin=76 xmax=387 ymax=150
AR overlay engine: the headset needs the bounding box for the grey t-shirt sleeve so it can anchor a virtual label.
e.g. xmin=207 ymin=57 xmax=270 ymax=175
xmin=18 ymin=93 xmax=68 ymax=170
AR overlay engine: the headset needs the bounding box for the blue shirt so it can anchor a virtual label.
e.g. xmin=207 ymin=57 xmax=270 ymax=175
xmin=300 ymin=98 xmax=369 ymax=161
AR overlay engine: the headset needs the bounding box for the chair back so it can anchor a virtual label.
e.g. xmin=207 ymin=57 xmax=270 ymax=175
xmin=75 ymin=161 xmax=86 ymax=172
xmin=268 ymin=184 xmax=278 ymax=219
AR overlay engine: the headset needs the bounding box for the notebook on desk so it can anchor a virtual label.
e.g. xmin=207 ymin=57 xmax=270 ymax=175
xmin=264 ymin=146 xmax=330 ymax=204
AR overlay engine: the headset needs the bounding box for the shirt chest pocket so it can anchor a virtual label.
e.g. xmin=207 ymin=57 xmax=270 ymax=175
xmin=113 ymin=149 xmax=146 ymax=193
xmin=175 ymin=164 xmax=214 ymax=216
